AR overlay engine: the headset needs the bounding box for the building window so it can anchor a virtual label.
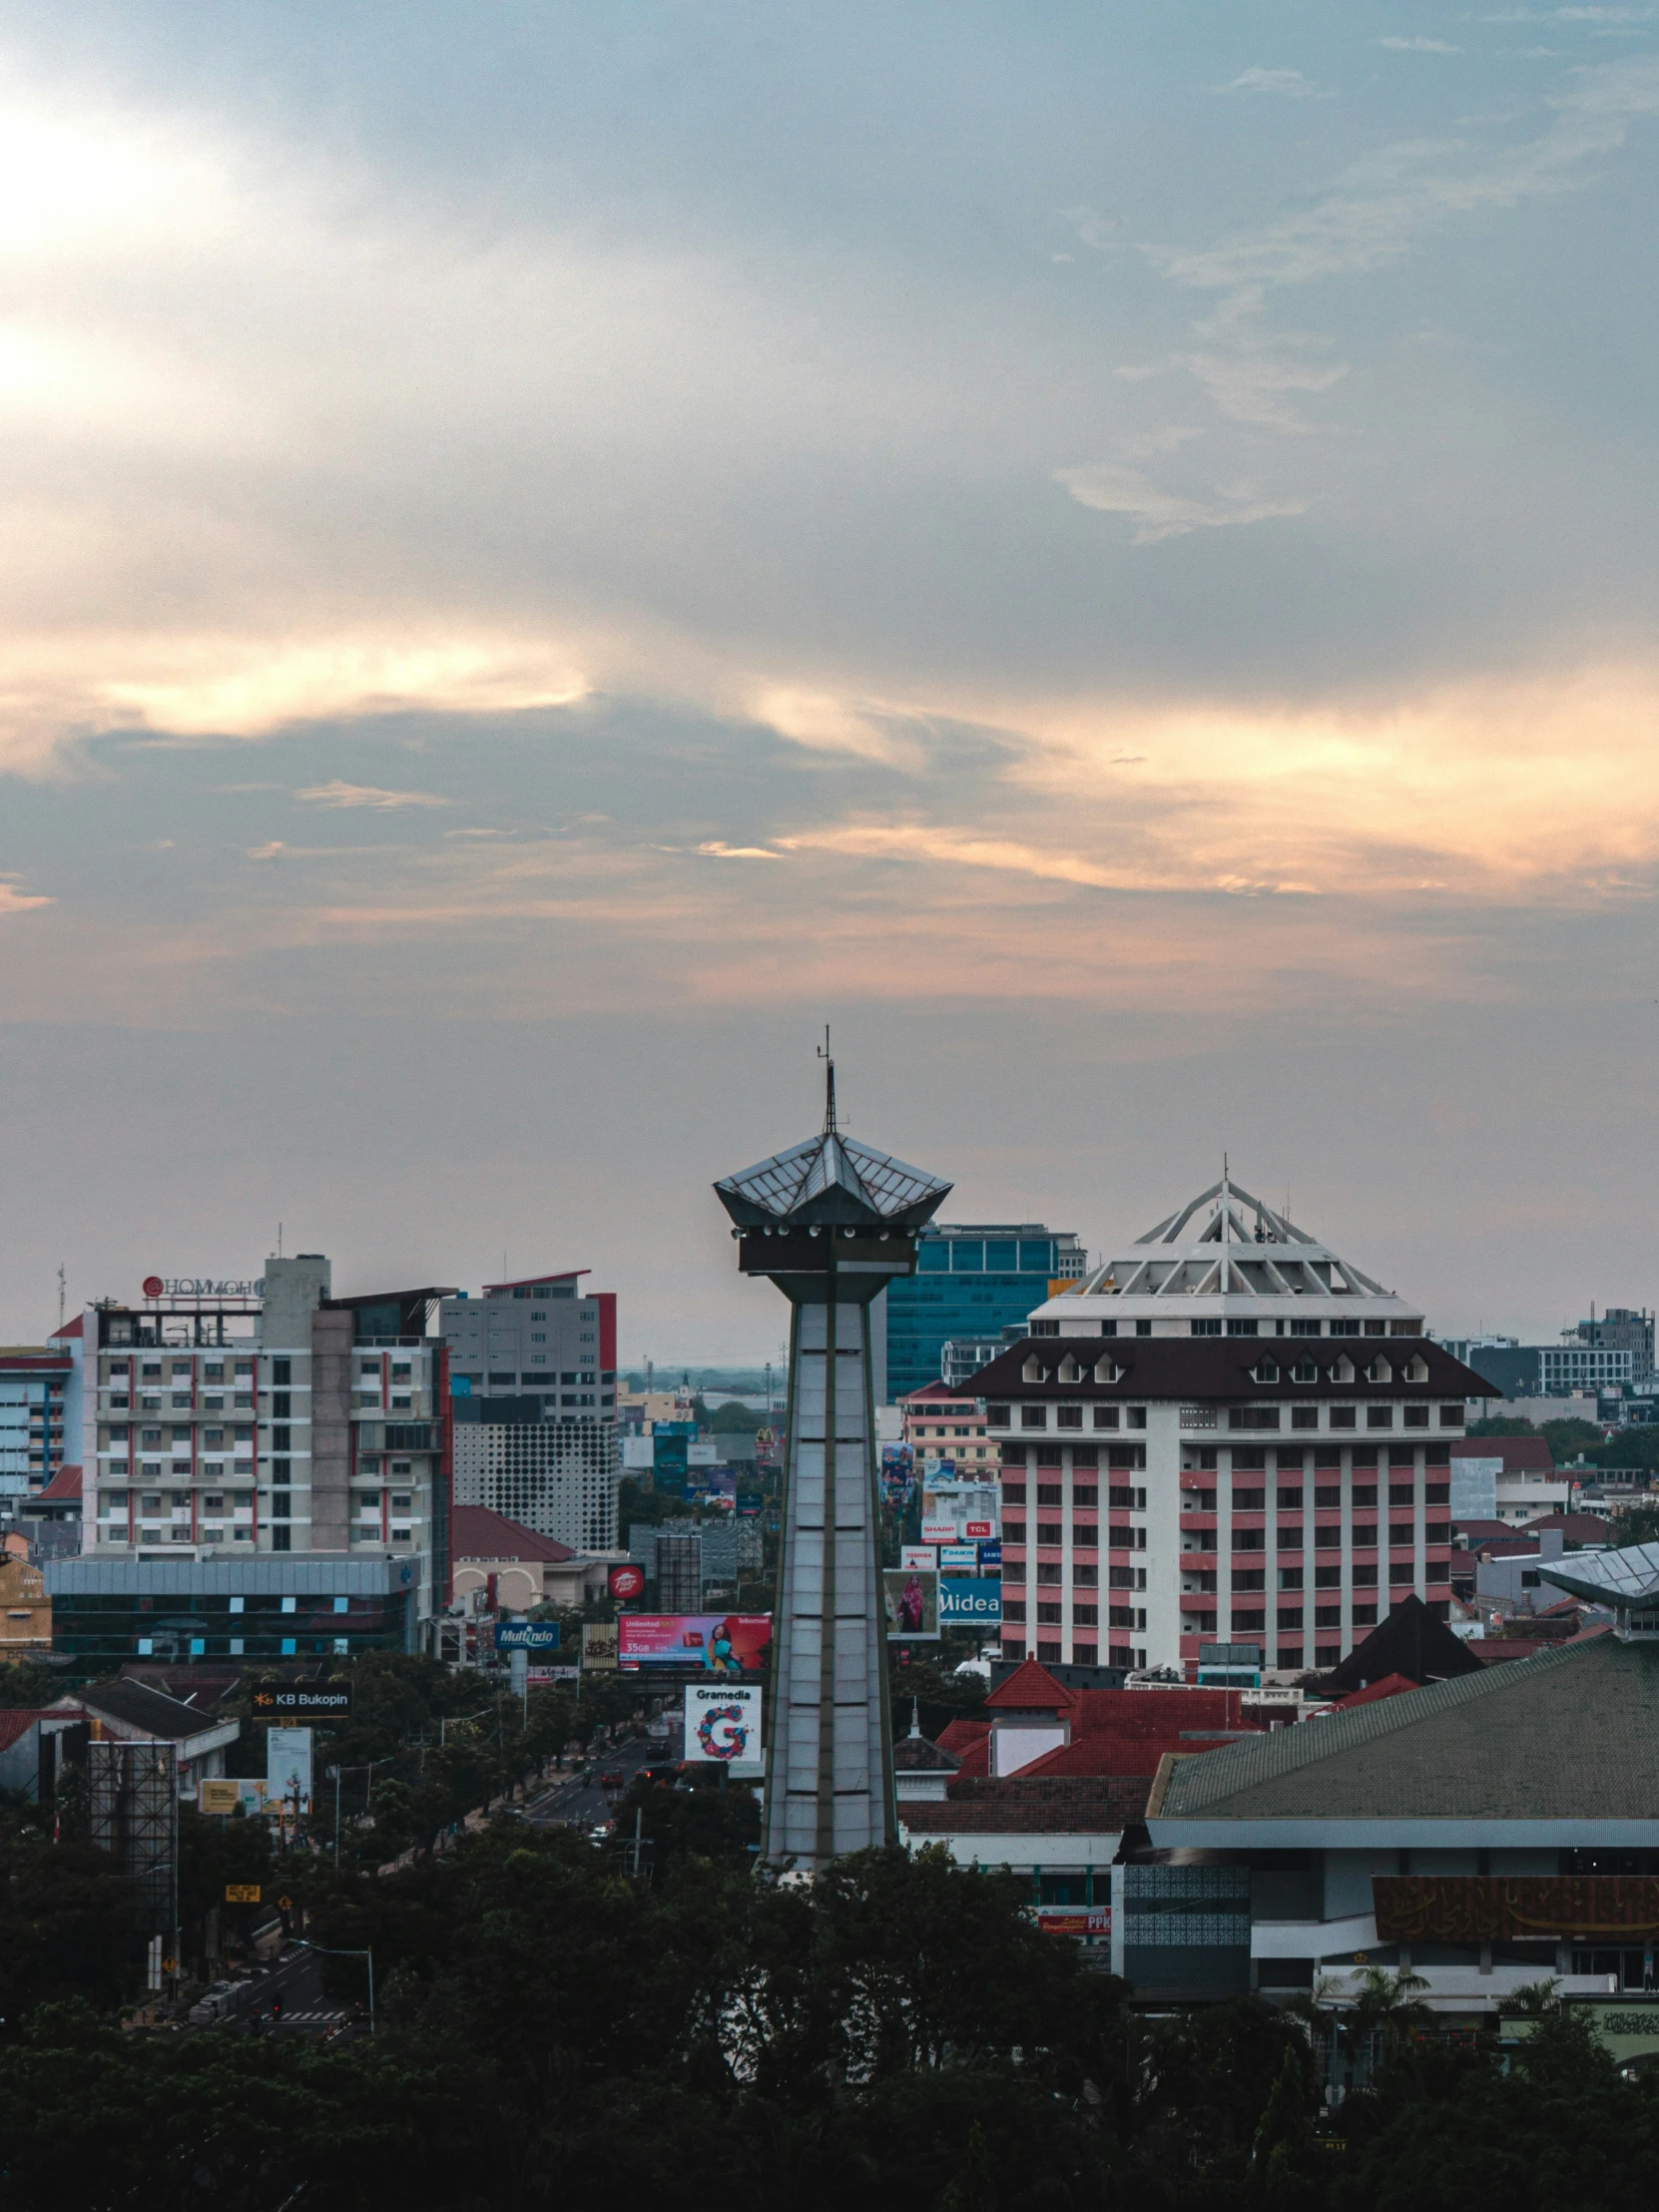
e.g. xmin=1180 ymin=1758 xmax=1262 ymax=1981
xmin=1367 ymin=1406 xmax=1394 ymax=1429
xmin=1020 ymin=1407 xmax=1047 ymax=1429
xmin=1439 ymin=1404 xmax=1464 ymax=1426
xmin=1092 ymin=1407 xmax=1119 ymax=1430
xmin=1329 ymin=1407 xmax=1357 ymax=1429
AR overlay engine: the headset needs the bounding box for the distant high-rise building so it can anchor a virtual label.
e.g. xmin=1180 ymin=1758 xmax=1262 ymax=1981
xmin=1572 ymin=1308 xmax=1654 ymax=1382
xmin=882 ymin=1225 xmax=1085 ymax=1401
xmin=441 ymin=1273 xmax=619 ymax=1550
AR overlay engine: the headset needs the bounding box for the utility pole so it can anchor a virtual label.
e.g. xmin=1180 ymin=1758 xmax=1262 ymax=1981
xmin=56 ymin=1264 xmax=65 ymax=1333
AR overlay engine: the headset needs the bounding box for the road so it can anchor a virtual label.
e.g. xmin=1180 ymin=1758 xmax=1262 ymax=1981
xmin=198 ymin=1943 xmax=355 ymax=2038
xmin=523 ymin=1726 xmax=679 ymax=1832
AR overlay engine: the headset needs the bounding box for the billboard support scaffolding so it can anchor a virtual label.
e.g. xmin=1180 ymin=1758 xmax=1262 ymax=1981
xmin=89 ymin=1740 xmax=179 ymax=1951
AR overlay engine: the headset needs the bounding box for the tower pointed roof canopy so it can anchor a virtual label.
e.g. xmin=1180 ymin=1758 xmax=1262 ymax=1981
xmin=716 ymin=1130 xmax=951 ymax=1231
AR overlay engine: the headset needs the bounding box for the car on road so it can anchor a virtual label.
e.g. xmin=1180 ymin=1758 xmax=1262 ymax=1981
xmin=600 ymin=1769 xmax=624 ymax=1790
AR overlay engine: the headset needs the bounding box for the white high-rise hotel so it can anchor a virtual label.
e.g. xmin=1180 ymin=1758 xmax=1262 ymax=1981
xmin=975 ymin=1180 xmax=1490 ymax=1678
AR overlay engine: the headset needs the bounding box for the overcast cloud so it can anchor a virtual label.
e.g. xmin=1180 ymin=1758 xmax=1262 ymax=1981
xmin=0 ymin=2 xmax=1657 ymax=1356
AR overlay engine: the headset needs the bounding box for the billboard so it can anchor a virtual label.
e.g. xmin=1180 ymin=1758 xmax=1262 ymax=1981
xmin=494 ymin=1621 xmax=560 ymax=1650
xmin=683 ymin=1682 xmax=764 ymax=1776
xmin=1450 ymin=1455 xmax=1499 ymax=1521
xmin=266 ymin=1727 xmax=312 ymax=1805
xmin=609 ymin=1563 xmax=646 ymax=1601
xmin=922 ymin=1480 xmax=1000 ymax=1544
xmin=938 ymin=1544 xmax=978 ymax=1571
xmin=618 ymin=1613 xmax=773 ymax=1673
xmin=882 ymin=1567 xmax=938 ymax=1640
xmin=938 ymin=1577 xmax=1003 ymax=1628
xmin=581 ymin=1620 xmax=619 ymax=1671
xmin=920 ymin=1518 xmax=959 ymax=1545
xmin=528 ymin=1664 xmax=579 ymax=1685
xmin=880 ymin=1442 xmax=914 ymax=1498
xmin=899 ymin=1544 xmax=935 ymax=1571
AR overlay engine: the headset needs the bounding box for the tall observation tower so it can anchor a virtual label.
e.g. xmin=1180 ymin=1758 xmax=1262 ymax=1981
xmin=715 ymin=1048 xmax=951 ymax=1870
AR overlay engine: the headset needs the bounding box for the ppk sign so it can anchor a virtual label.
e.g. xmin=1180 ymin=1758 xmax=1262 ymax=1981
xmin=683 ymin=1683 xmax=764 ymax=1777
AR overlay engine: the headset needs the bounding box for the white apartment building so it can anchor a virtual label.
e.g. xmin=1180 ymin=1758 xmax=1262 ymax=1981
xmin=981 ymin=1179 xmax=1489 ymax=1679
xmin=81 ymin=1257 xmax=453 ymax=1628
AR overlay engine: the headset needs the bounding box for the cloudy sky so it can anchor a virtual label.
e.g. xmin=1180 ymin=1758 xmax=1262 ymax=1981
xmin=1 ymin=1 xmax=1657 ymax=1360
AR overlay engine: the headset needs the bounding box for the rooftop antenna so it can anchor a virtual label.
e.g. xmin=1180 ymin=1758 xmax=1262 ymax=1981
xmin=276 ymin=1222 xmax=283 ymax=1258
xmin=818 ymin=1024 xmax=837 ymax=1135
xmin=56 ymin=1263 xmax=65 ymax=1332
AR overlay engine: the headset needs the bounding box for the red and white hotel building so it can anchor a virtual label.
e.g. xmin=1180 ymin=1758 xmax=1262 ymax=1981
xmin=973 ymin=1179 xmax=1491 ymax=1680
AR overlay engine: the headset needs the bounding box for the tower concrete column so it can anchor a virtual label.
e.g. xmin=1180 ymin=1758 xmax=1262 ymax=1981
xmin=715 ymin=1065 xmax=949 ymax=1874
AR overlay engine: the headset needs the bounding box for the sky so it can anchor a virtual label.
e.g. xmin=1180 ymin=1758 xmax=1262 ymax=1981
xmin=1 ymin=1 xmax=1657 ymax=1360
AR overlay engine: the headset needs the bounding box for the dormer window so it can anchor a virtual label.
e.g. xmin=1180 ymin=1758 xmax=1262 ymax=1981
xmin=1093 ymin=1357 xmax=1121 ymax=1384
xmin=1367 ymin=1356 xmax=1392 ymax=1384
xmin=1292 ymin=1357 xmax=1319 ymax=1384
xmin=1403 ymin=1355 xmax=1429 ymax=1383
xmin=1021 ymin=1356 xmax=1048 ymax=1384
xmin=1330 ymin=1355 xmax=1356 ymax=1384
xmin=1058 ymin=1355 xmax=1082 ymax=1384
xmin=1250 ymin=1359 xmax=1280 ymax=1384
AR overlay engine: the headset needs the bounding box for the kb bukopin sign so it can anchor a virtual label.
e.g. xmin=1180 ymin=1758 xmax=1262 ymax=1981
xmin=143 ymin=1275 xmax=265 ymax=1299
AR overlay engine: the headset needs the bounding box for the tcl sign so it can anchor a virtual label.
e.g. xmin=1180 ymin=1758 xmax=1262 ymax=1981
xmin=609 ymin=1564 xmax=646 ymax=1601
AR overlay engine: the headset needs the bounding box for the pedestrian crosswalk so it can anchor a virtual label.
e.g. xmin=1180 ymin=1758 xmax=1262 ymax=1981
xmin=275 ymin=2009 xmax=348 ymax=2026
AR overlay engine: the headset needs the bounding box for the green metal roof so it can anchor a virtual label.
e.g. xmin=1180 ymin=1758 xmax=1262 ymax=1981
xmin=1152 ymin=1633 xmax=1659 ymax=1823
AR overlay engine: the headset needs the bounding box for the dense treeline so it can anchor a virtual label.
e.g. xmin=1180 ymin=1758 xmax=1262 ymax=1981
xmin=0 ymin=1814 xmax=1656 ymax=2210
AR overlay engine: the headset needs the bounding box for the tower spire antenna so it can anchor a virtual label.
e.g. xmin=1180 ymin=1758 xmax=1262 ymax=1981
xmin=818 ymin=1023 xmax=836 ymax=1135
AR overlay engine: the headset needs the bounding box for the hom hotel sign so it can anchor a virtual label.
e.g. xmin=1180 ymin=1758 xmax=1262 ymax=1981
xmin=142 ymin=1275 xmax=265 ymax=1300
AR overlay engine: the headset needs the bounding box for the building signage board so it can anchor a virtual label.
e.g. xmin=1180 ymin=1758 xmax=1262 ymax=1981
xmin=143 ymin=1275 xmax=264 ymax=1300
xmin=493 ymin=1621 xmax=561 ymax=1651
xmin=977 ymin=1540 xmax=1002 ymax=1569
xmin=581 ymin=1621 xmax=620 ymax=1671
xmin=253 ymin=1682 xmax=352 ymax=1718
xmin=899 ymin=1544 xmax=936 ymax=1571
xmin=618 ymin=1613 xmax=773 ymax=1673
xmin=530 ymin=1664 xmax=579 ymax=1685
xmin=938 ymin=1577 xmax=1003 ymax=1627
xmin=920 ymin=1517 xmax=959 ymax=1545
xmin=1034 ymin=1906 xmax=1111 ymax=1936
xmin=882 ymin=1567 xmax=939 ymax=1640
xmin=683 ymin=1683 xmax=765 ymax=1776
xmin=938 ymin=1544 xmax=978 ymax=1571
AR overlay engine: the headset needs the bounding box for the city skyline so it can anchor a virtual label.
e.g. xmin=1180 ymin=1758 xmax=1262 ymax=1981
xmin=1 ymin=7 xmax=1658 ymax=1357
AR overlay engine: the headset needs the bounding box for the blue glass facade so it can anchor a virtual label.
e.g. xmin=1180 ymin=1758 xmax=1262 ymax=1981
xmin=884 ymin=1229 xmax=1071 ymax=1400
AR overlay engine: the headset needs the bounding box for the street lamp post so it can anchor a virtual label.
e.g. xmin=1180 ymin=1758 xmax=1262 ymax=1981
xmin=324 ymin=1758 xmax=395 ymax=1867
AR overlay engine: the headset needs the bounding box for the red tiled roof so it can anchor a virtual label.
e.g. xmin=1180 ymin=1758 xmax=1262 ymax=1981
xmin=49 ymin=1316 xmax=83 ymax=1341
xmin=1472 ymin=1639 xmax=1545 ymax=1664
xmin=1453 ymin=1519 xmax=1514 ymax=1544
xmin=35 ymin=1463 xmax=81 ymax=1502
xmin=0 ymin=1712 xmax=38 ymax=1753
xmin=1518 ymin=1513 xmax=1614 ymax=1545
xmin=898 ymin=1381 xmax=980 ymax=1404
xmin=985 ymin=1659 xmax=1078 ymax=1712
xmin=1451 ymin=1436 xmax=1555 ymax=1474
xmin=451 ymin=1504 xmax=575 ymax=1563
xmin=902 ymin=1774 xmax=1154 ymax=1835
xmin=937 ymin=1718 xmax=992 ymax=1777
xmin=1334 ymin=1671 xmax=1420 ymax=1711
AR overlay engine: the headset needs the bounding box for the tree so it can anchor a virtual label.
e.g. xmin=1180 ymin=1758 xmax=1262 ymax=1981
xmin=1538 ymin=1417 xmax=1604 ymax=1462
xmin=1251 ymin=2045 xmax=1318 ymax=2208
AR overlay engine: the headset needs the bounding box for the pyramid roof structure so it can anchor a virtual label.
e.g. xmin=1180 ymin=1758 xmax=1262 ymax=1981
xmin=1072 ymin=1175 xmax=1388 ymax=1302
